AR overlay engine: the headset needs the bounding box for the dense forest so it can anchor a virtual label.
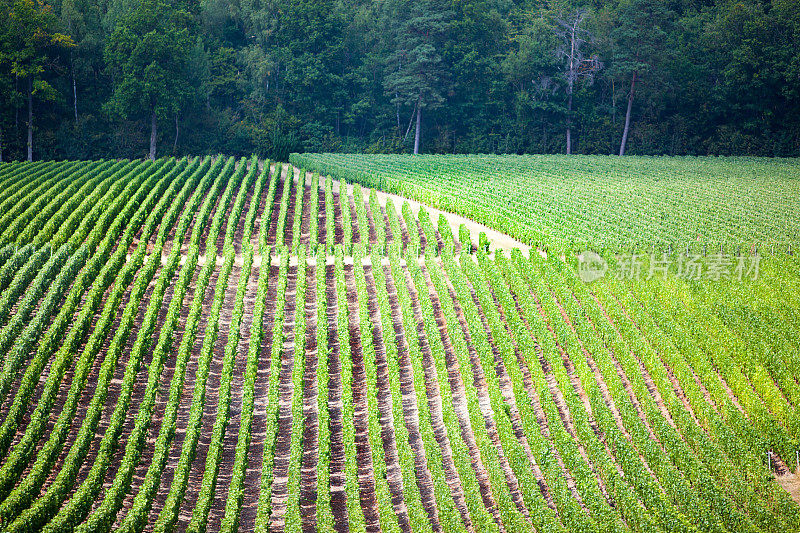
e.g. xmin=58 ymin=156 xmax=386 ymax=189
xmin=0 ymin=0 xmax=799 ymax=161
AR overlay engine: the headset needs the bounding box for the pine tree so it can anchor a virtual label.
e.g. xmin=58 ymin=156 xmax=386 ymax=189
xmin=383 ymin=0 xmax=453 ymax=154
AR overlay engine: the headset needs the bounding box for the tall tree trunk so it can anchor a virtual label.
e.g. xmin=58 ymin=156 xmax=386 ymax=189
xmin=403 ymin=102 xmax=417 ymax=142
xmin=149 ymin=109 xmax=157 ymax=161
xmin=395 ymin=59 xmax=402 ymax=133
xmin=566 ymin=91 xmax=573 ymax=155
xmin=542 ymin=121 xmax=547 ymax=152
xmin=14 ymin=76 xmax=18 ymax=131
xmin=27 ymin=77 xmax=33 ymax=162
xmin=413 ymin=105 xmax=421 ymax=155
xmin=619 ymin=72 xmax=637 ymax=156
xmin=72 ymin=59 xmax=78 ymax=124
xmin=173 ymin=113 xmax=179 ymax=153
xmin=611 ymin=78 xmax=616 ymax=126
xmin=566 ymin=19 xmax=576 ymax=155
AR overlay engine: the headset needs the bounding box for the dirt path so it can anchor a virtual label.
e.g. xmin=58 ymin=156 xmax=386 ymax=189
xmin=32 ymin=279 xmax=127 ymax=499
xmin=331 ymin=189 xmax=345 ymax=247
xmin=113 ymin=174 xmax=223 ymax=529
xmin=324 ymin=263 xmax=350 ymax=533
xmin=777 ymin=473 xmax=800 ymax=505
xmin=299 ymin=264 xmax=320 ymax=532
xmin=347 ymin=190 xmax=362 ymax=246
xmin=343 ymin=263 xmax=381 ymax=533
xmin=400 ymin=262 xmax=476 ymax=533
xmin=532 ymin=287 xmax=668 ymax=502
xmin=144 ymin=258 xmax=210 ymax=531
xmin=394 ymin=202 xmax=413 ymax=252
xmin=381 ymin=263 xmax=442 ymax=532
xmin=300 ymin=181 xmax=312 ymax=247
xmin=363 ymin=265 xmax=412 ymax=533
xmin=362 ymin=198 xmax=379 ymax=247
xmin=318 ymin=182 xmax=327 ymax=247
xmin=265 ymin=174 xmax=285 ymax=247
xmin=418 ymin=263 xmax=506 ymax=533
xmin=175 ymin=176 xmax=245 ymax=532
xmin=438 ymin=262 xmax=536 ymax=523
xmin=379 ymin=205 xmax=395 ymax=244
xmin=238 ymin=262 xmax=281 ymax=532
xmin=283 ymin=177 xmax=298 ymax=248
xmin=267 ymin=264 xmax=299 ymax=532
xmin=325 ymin=174 xmax=529 ymax=255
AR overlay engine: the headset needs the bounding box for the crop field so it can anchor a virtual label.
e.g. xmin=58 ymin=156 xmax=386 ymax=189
xmin=0 ymin=155 xmax=796 ymax=533
xmin=290 ymin=153 xmax=800 ymax=252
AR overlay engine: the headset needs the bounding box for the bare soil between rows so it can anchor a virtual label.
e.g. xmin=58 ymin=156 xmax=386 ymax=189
xmin=3 ymin=162 xmax=796 ymax=533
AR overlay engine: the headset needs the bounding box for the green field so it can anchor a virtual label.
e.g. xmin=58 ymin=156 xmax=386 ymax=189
xmin=0 ymin=155 xmax=796 ymax=533
xmin=291 ymin=153 xmax=800 ymax=252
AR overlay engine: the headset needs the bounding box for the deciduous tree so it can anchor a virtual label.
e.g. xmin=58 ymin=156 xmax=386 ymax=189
xmin=104 ymin=0 xmax=197 ymax=159
xmin=0 ymin=0 xmax=73 ymax=161
xmin=611 ymin=0 xmax=672 ymax=156
xmin=555 ymin=9 xmax=601 ymax=154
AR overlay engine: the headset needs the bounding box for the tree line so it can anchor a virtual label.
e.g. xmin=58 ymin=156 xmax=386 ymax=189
xmin=1 ymin=0 xmax=799 ymax=161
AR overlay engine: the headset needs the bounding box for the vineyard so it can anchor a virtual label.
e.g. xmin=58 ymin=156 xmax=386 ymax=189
xmin=289 ymin=153 xmax=800 ymax=252
xmin=0 ymin=155 xmax=796 ymax=532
